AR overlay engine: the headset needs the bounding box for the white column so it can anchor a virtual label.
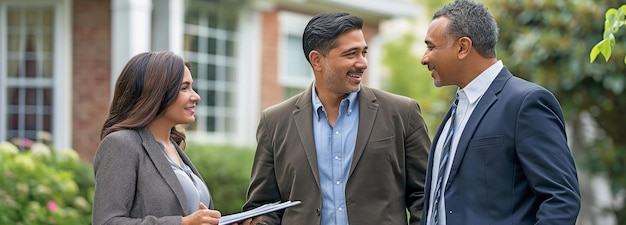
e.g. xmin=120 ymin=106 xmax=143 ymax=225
xmin=110 ymin=0 xmax=153 ymax=93
xmin=235 ymin=6 xmax=262 ymax=146
xmin=366 ymin=34 xmax=383 ymax=89
xmin=152 ymin=0 xmax=184 ymax=55
xmin=55 ymin=0 xmax=73 ymax=150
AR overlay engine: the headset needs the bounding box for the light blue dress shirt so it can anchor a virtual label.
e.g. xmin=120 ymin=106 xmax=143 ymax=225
xmin=312 ymin=86 xmax=359 ymax=225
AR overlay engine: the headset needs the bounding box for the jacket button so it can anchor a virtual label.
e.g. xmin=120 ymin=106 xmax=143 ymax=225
xmin=316 ymin=208 xmax=321 ymax=216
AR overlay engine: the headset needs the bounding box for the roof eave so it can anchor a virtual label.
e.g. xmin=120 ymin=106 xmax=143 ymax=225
xmin=271 ymin=0 xmax=421 ymax=23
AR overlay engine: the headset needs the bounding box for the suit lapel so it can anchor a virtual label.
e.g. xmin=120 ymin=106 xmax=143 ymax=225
xmin=445 ymin=68 xmax=513 ymax=189
xmin=138 ymin=127 xmax=188 ymax=213
xmin=349 ymin=86 xmax=378 ymax=177
xmin=293 ymin=85 xmax=321 ymax=187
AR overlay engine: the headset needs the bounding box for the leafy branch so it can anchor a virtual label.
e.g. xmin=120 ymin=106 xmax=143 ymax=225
xmin=590 ymin=4 xmax=626 ymax=64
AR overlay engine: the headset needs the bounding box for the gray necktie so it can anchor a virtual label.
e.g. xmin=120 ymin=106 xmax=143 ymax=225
xmin=432 ymin=97 xmax=458 ymax=225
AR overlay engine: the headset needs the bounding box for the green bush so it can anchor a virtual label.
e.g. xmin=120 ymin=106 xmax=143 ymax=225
xmin=185 ymin=142 xmax=255 ymax=215
xmin=0 ymin=139 xmax=94 ymax=225
xmin=0 ymin=137 xmax=255 ymax=224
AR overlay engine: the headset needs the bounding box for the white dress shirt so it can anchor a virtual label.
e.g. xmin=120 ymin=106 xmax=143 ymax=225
xmin=427 ymin=60 xmax=503 ymax=225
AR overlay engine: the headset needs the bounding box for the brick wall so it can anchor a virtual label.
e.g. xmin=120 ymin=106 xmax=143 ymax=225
xmin=72 ymin=0 xmax=111 ymax=162
xmin=259 ymin=9 xmax=283 ymax=112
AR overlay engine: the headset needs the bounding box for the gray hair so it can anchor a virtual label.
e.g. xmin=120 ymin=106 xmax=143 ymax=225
xmin=433 ymin=0 xmax=499 ymax=58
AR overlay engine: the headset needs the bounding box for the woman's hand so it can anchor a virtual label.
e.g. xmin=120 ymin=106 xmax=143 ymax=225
xmin=182 ymin=202 xmax=221 ymax=225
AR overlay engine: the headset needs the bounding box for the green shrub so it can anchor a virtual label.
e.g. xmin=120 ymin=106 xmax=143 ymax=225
xmin=0 ymin=139 xmax=94 ymax=225
xmin=185 ymin=142 xmax=255 ymax=215
xmin=0 ymin=137 xmax=255 ymax=224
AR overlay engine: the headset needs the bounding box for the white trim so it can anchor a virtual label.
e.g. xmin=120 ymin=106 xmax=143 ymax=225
xmin=152 ymin=0 xmax=184 ymax=54
xmin=365 ymin=34 xmax=382 ymax=89
xmin=55 ymin=0 xmax=72 ymax=149
xmin=234 ymin=7 xmax=261 ymax=146
xmin=0 ymin=4 xmax=6 ymax=144
xmin=314 ymin=0 xmax=418 ymax=18
xmin=110 ymin=0 xmax=152 ymax=93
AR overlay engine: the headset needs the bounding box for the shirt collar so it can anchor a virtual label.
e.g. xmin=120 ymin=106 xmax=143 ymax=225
xmin=312 ymin=83 xmax=359 ymax=120
xmin=459 ymin=60 xmax=503 ymax=105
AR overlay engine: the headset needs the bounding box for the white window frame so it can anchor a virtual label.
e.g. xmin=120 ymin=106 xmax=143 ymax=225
xmin=0 ymin=0 xmax=72 ymax=149
xmin=278 ymin=11 xmax=314 ymax=94
xmin=183 ymin=0 xmax=239 ymax=143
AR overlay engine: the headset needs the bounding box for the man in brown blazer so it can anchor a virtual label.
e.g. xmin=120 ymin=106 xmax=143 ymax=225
xmin=243 ymin=12 xmax=431 ymax=225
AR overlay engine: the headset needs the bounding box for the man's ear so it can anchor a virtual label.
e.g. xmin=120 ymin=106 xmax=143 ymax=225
xmin=457 ymin=37 xmax=472 ymax=60
xmin=309 ymin=50 xmax=324 ymax=72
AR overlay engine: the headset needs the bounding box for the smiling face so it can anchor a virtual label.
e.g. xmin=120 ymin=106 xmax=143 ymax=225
xmin=161 ymin=66 xmax=201 ymax=126
xmin=421 ymin=17 xmax=461 ymax=87
xmin=314 ymin=29 xmax=368 ymax=97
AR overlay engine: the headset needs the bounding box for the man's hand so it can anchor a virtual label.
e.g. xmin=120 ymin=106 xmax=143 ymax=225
xmin=232 ymin=216 xmax=263 ymax=225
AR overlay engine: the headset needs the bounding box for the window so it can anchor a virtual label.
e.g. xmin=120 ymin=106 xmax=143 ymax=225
xmin=1 ymin=1 xmax=70 ymax=148
xmin=278 ymin=12 xmax=313 ymax=99
xmin=183 ymin=0 xmax=238 ymax=137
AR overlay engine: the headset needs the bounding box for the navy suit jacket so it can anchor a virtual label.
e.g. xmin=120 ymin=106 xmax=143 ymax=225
xmin=422 ymin=67 xmax=581 ymax=225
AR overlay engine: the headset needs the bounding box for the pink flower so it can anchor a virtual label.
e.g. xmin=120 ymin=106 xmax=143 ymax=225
xmin=10 ymin=138 xmax=33 ymax=149
xmin=23 ymin=138 xmax=33 ymax=148
xmin=47 ymin=200 xmax=58 ymax=212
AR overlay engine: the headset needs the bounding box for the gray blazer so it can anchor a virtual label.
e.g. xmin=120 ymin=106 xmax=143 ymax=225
xmin=92 ymin=127 xmax=213 ymax=225
xmin=244 ymin=85 xmax=431 ymax=225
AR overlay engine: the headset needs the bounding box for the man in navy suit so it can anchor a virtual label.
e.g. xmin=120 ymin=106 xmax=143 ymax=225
xmin=420 ymin=1 xmax=581 ymax=225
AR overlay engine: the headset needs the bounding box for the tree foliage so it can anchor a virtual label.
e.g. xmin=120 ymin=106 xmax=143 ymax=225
xmin=484 ymin=0 xmax=626 ymax=223
xmin=381 ymin=0 xmax=455 ymax=138
xmin=382 ymin=32 xmax=455 ymax=137
xmin=590 ymin=4 xmax=626 ymax=64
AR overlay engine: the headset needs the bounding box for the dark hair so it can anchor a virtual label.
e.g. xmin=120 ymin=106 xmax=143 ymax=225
xmin=101 ymin=51 xmax=188 ymax=146
xmin=433 ymin=0 xmax=498 ymax=58
xmin=302 ymin=12 xmax=363 ymax=64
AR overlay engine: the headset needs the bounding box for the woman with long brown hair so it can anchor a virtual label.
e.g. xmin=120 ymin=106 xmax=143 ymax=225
xmin=92 ymin=51 xmax=258 ymax=225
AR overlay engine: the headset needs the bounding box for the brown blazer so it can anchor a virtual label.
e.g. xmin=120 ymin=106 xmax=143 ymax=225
xmin=92 ymin=127 xmax=213 ymax=225
xmin=244 ymin=85 xmax=431 ymax=225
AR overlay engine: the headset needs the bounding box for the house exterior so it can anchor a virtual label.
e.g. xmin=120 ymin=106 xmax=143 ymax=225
xmin=0 ymin=0 xmax=420 ymax=162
